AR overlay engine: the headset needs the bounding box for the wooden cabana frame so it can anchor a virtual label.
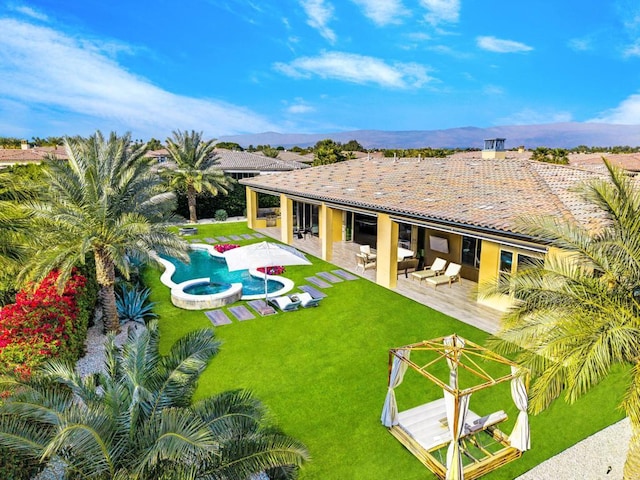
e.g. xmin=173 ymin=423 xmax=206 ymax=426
xmin=382 ymin=334 xmax=530 ymax=480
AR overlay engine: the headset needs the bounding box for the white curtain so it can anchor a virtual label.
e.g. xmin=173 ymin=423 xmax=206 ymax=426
xmin=444 ymin=389 xmax=470 ymax=480
xmin=509 ymin=366 xmax=530 ymax=451
xmin=443 ymin=335 xmax=465 ymax=389
xmin=381 ymin=349 xmax=410 ymax=427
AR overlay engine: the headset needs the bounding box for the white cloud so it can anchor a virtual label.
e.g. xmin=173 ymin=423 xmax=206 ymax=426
xmin=591 ymin=94 xmax=640 ymax=124
xmin=623 ymin=41 xmax=640 ymax=57
xmin=498 ymin=108 xmax=572 ymax=125
xmin=300 ymin=0 xmax=336 ymax=43
xmin=274 ymin=51 xmax=434 ymax=88
xmin=351 ymin=0 xmax=407 ymax=26
xmin=420 ymin=0 xmax=460 ymax=25
xmin=0 ymin=19 xmax=276 ymax=137
xmin=476 ymin=36 xmax=533 ymax=53
xmin=287 ymin=103 xmax=315 ymax=114
xmin=10 ymin=4 xmax=49 ymax=21
xmin=568 ymin=38 xmax=592 ymax=52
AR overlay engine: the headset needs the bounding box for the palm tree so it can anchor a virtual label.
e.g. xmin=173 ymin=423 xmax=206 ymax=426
xmin=163 ymin=130 xmax=234 ymax=223
xmin=481 ymin=160 xmax=640 ymax=479
xmin=22 ymin=131 xmax=188 ymax=333
xmin=0 ymin=321 xmax=309 ymax=479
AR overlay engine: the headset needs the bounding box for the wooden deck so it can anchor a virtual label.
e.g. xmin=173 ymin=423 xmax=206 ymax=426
xmin=257 ymin=227 xmax=504 ymax=334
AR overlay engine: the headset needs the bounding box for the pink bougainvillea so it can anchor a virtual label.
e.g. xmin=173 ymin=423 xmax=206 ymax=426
xmin=257 ymin=266 xmax=286 ymax=276
xmin=0 ymin=269 xmax=90 ymax=379
xmin=214 ymin=243 xmax=240 ymax=253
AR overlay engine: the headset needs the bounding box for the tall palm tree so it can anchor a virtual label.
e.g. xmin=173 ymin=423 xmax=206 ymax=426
xmin=481 ymin=160 xmax=640 ymax=479
xmin=0 ymin=321 xmax=309 ymax=479
xmin=163 ymin=130 xmax=234 ymax=223
xmin=22 ymin=131 xmax=188 ymax=333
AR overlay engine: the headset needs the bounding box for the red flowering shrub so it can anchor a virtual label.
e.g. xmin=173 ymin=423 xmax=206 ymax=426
xmin=257 ymin=266 xmax=286 ymax=275
xmin=0 ymin=269 xmax=94 ymax=379
xmin=214 ymin=243 xmax=240 ymax=253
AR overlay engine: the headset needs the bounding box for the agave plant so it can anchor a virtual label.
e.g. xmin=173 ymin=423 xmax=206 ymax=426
xmin=115 ymin=283 xmax=157 ymax=324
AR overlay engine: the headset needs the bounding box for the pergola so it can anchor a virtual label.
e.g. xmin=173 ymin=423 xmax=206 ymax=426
xmin=381 ymin=334 xmax=530 ymax=480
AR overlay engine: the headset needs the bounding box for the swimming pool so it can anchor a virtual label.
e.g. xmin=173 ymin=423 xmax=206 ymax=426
xmin=166 ymin=249 xmax=284 ymax=296
xmin=155 ymin=244 xmax=294 ymax=310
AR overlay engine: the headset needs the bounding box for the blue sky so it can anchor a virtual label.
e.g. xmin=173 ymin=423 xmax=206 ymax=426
xmin=1 ymin=0 xmax=640 ymax=140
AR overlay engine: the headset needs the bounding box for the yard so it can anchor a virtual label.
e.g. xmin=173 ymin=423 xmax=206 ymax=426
xmin=144 ymin=221 xmax=626 ymax=479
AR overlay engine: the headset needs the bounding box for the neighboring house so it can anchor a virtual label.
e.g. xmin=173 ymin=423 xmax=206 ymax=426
xmin=241 ymin=150 xmax=612 ymax=311
xmin=0 ymin=145 xmax=67 ymax=167
xmin=207 ymin=149 xmax=309 ymax=179
xmin=147 ymin=148 xmax=309 ymax=179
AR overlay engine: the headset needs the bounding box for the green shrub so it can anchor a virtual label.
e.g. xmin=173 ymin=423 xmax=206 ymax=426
xmin=115 ymin=284 xmax=157 ymax=325
xmin=214 ymin=209 xmax=228 ymax=221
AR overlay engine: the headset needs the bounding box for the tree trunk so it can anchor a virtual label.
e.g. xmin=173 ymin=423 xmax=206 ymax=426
xmin=624 ymin=422 xmax=640 ymax=479
xmin=94 ymin=249 xmax=120 ymax=334
xmin=187 ymin=184 xmax=198 ymax=223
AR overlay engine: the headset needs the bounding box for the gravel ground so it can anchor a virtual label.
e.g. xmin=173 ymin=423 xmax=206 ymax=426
xmin=516 ymin=418 xmax=631 ymax=480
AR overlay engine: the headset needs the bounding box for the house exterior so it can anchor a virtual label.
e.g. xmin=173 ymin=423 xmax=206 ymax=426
xmin=146 ymin=148 xmax=309 ymax=179
xmin=0 ymin=145 xmax=67 ymax=167
xmin=241 ymin=152 xmax=608 ymax=311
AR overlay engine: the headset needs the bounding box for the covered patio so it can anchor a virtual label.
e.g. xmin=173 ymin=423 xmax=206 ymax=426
xmin=255 ymin=225 xmax=503 ymax=334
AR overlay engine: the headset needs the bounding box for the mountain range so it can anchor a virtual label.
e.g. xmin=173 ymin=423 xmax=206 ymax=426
xmin=219 ymin=122 xmax=640 ymax=150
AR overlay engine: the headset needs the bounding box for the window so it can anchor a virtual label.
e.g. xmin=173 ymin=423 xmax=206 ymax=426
xmin=499 ymin=250 xmax=513 ymax=289
xmin=462 ymin=237 xmax=482 ymax=268
xmin=499 ymin=250 xmax=542 ymax=292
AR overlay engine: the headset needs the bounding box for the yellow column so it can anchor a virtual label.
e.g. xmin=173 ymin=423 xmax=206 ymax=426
xmin=280 ymin=195 xmax=293 ymax=245
xmin=477 ymin=240 xmax=512 ymax=311
xmin=319 ymin=203 xmax=333 ymax=261
xmin=245 ymin=188 xmax=258 ymax=229
xmin=376 ymin=214 xmax=398 ymax=289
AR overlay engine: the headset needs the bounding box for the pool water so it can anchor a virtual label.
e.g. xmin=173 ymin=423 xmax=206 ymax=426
xmin=183 ymin=282 xmax=231 ymax=295
xmin=164 ymin=250 xmax=284 ymax=296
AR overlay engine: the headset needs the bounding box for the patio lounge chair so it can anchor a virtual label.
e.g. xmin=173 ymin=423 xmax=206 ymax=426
xmin=297 ymin=291 xmax=322 ymax=308
xmin=268 ymin=295 xmax=302 ymax=312
xmin=425 ymin=262 xmax=462 ymax=288
xmin=355 ymin=253 xmax=376 ymax=273
xmin=410 ymin=257 xmax=447 ymax=283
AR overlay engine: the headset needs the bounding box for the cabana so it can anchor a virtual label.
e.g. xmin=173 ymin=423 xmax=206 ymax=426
xmin=381 ymin=334 xmax=530 ymax=480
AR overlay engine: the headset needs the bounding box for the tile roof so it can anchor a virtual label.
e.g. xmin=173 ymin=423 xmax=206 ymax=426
xmin=241 ymin=156 xmax=610 ymax=239
xmin=212 ymin=149 xmax=309 ymax=171
xmin=0 ymin=146 xmax=67 ymax=164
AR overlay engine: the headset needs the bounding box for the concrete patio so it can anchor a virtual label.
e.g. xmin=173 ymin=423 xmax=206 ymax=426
xmin=257 ymin=226 xmax=504 ymax=334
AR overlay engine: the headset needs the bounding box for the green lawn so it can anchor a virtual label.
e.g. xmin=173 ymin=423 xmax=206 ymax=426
xmin=145 ymin=221 xmax=627 ymax=479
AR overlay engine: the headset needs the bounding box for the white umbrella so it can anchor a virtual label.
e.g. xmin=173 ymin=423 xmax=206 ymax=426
xmin=223 ymin=241 xmax=312 ymax=297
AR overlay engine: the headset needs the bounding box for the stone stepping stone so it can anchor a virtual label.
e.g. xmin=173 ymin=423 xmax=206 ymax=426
xmin=205 ymin=310 xmax=232 ymax=326
xmin=229 ymin=305 xmax=255 ymax=321
xmin=299 ymin=285 xmax=327 ymax=299
xmin=305 ymin=276 xmax=332 ymax=288
xmin=332 ymin=269 xmax=359 ymax=280
xmin=317 ymin=271 xmax=343 ymax=283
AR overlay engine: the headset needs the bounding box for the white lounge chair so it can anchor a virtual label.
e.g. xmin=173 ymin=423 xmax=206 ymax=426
xmin=410 ymin=257 xmax=447 ymax=283
xmin=268 ymin=295 xmax=301 ymax=312
xmin=297 ymin=292 xmax=322 ymax=308
xmin=425 ymin=262 xmax=462 ymax=288
xmin=355 ymin=253 xmax=376 ymax=273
